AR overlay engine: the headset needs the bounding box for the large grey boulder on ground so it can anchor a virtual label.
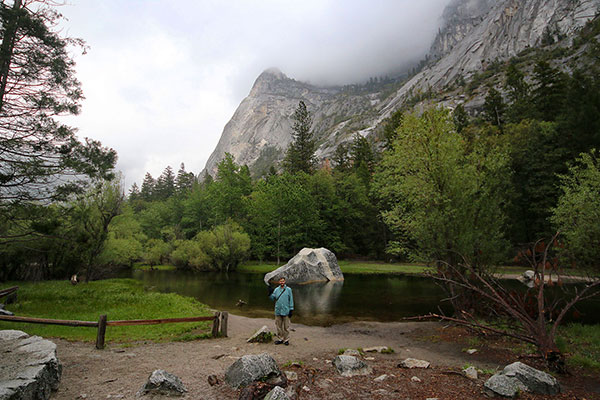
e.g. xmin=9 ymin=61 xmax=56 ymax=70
xmin=333 ymin=355 xmax=372 ymax=377
xmin=138 ymin=369 xmax=187 ymax=396
xmin=264 ymin=248 xmax=344 ymax=285
xmin=225 ymin=353 xmax=282 ymax=389
xmin=0 ymin=330 xmax=62 ymax=400
xmin=484 ymin=361 xmax=560 ymax=397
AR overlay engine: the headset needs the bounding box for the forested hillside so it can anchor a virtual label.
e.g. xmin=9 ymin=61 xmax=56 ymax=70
xmin=2 ymin=5 xmax=600 ymax=282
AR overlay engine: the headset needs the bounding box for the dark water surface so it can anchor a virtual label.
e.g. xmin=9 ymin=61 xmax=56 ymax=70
xmin=129 ymin=270 xmax=599 ymax=326
xmin=130 ymin=270 xmax=453 ymax=326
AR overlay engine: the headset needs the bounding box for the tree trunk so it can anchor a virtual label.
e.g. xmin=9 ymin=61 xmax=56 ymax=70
xmin=277 ymin=219 xmax=281 ymax=265
xmin=0 ymin=0 xmax=22 ymax=112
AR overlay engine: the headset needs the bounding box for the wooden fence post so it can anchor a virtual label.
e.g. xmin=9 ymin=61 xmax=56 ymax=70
xmin=220 ymin=311 xmax=228 ymax=337
xmin=96 ymin=314 xmax=107 ymax=350
xmin=211 ymin=312 xmax=221 ymax=337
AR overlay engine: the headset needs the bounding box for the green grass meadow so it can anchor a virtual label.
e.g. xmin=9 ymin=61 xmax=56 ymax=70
xmin=0 ymin=279 xmax=213 ymax=343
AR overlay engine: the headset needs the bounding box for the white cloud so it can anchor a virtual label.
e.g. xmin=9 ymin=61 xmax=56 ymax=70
xmin=58 ymin=0 xmax=451 ymax=188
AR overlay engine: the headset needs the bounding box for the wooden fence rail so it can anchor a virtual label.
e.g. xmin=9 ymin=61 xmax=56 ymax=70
xmin=0 ymin=286 xmax=18 ymax=298
xmin=0 ymin=311 xmax=228 ymax=349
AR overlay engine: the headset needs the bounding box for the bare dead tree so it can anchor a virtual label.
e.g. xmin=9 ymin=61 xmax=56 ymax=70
xmin=411 ymin=232 xmax=600 ymax=372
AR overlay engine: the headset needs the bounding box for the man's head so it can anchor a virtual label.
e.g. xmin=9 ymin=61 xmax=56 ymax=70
xmin=279 ymin=277 xmax=286 ymax=287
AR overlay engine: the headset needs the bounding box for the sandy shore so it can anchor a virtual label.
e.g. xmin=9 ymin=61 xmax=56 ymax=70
xmin=52 ymin=314 xmax=497 ymax=399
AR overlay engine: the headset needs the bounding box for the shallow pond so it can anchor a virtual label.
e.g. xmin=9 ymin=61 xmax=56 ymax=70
xmin=130 ymin=270 xmax=453 ymax=326
xmin=129 ymin=270 xmax=599 ymax=326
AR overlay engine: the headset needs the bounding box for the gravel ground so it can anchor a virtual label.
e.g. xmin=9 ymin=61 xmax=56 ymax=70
xmin=50 ymin=314 xmax=600 ymax=399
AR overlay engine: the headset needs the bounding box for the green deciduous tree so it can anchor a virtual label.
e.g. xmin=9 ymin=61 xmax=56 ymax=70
xmin=551 ymin=150 xmax=600 ymax=272
xmin=246 ymin=173 xmax=318 ymax=263
xmin=373 ymin=108 xmax=511 ymax=268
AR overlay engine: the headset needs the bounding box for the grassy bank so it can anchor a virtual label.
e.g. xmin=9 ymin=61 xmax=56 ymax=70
xmin=0 ymin=279 xmax=212 ymax=343
xmin=558 ymin=323 xmax=600 ymax=370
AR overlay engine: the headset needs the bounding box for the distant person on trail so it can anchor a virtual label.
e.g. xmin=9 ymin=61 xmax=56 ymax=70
xmin=268 ymin=277 xmax=294 ymax=345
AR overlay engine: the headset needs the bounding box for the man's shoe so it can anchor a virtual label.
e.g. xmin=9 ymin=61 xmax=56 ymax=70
xmin=274 ymin=340 xmax=283 ymax=345
xmin=284 ymin=341 xmax=289 ymax=346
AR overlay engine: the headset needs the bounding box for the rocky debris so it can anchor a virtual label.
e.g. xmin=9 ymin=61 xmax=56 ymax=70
xmin=207 ymin=375 xmax=220 ymax=386
xmin=398 ymin=358 xmax=431 ymax=369
xmin=137 ymin=369 xmax=187 ymax=396
xmin=264 ymin=386 xmax=290 ymax=400
xmin=0 ymin=330 xmax=62 ymax=400
xmin=463 ymin=366 xmax=478 ymax=380
xmin=374 ymin=374 xmax=388 ymax=382
xmin=333 ymin=355 xmax=372 ymax=377
xmin=363 ymin=346 xmax=392 ymax=353
xmin=342 ymin=349 xmax=361 ymax=357
xmin=283 ymin=371 xmax=298 ymax=381
xmin=247 ymin=326 xmax=273 ymax=343
xmin=225 ymin=353 xmax=283 ymax=389
xmin=411 ymin=376 xmax=422 ymax=383
xmin=239 ymin=381 xmax=279 ymax=400
xmin=264 ymin=248 xmax=344 ymax=285
xmin=484 ymin=362 xmax=560 ymax=397
xmin=316 ymin=379 xmax=333 ymax=389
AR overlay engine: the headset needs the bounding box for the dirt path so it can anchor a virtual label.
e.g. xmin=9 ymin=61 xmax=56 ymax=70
xmin=51 ymin=314 xmax=496 ymax=399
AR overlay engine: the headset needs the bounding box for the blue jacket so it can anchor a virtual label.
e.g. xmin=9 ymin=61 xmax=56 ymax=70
xmin=270 ymin=285 xmax=294 ymax=316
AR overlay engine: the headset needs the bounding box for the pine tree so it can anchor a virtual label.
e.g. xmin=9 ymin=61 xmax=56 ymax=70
xmin=175 ymin=163 xmax=195 ymax=195
xmin=155 ymin=166 xmax=175 ymax=200
xmin=532 ymin=60 xmax=567 ymax=122
xmin=140 ymin=173 xmax=155 ymax=201
xmin=505 ymin=64 xmax=531 ymax=123
xmin=282 ymin=101 xmax=316 ymax=174
xmin=483 ymin=87 xmax=506 ymax=127
xmin=382 ymin=109 xmax=404 ymax=149
xmin=452 ymin=104 xmax=469 ymax=133
xmin=128 ymin=183 xmax=140 ymax=201
xmin=0 ymin=0 xmax=116 ymax=205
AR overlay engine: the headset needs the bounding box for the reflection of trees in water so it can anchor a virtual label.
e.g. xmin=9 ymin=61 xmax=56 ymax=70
xmin=292 ymin=281 xmax=344 ymax=315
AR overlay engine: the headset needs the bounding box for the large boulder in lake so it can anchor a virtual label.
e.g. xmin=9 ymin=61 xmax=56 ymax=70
xmin=264 ymin=248 xmax=344 ymax=285
xmin=0 ymin=330 xmax=62 ymax=400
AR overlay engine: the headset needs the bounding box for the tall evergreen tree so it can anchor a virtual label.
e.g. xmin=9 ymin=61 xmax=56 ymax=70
xmin=128 ymin=183 xmax=140 ymax=201
xmin=175 ymin=163 xmax=195 ymax=194
xmin=140 ymin=173 xmax=155 ymax=202
xmin=0 ymin=0 xmax=116 ymax=206
xmin=483 ymin=87 xmax=506 ymax=127
xmin=155 ymin=166 xmax=176 ymax=200
xmin=382 ymin=109 xmax=404 ymax=149
xmin=282 ymin=101 xmax=316 ymax=174
xmin=532 ymin=60 xmax=567 ymax=122
xmin=505 ymin=64 xmax=531 ymax=123
xmin=452 ymin=104 xmax=469 ymax=133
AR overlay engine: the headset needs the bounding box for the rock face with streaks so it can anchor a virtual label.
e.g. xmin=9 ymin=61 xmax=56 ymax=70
xmin=264 ymin=248 xmax=344 ymax=285
xmin=0 ymin=330 xmax=62 ymax=400
xmin=203 ymin=0 xmax=600 ymax=176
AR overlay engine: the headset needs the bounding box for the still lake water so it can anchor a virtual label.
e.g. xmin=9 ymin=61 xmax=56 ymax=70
xmin=130 ymin=270 xmax=452 ymax=326
xmin=129 ymin=270 xmax=599 ymax=326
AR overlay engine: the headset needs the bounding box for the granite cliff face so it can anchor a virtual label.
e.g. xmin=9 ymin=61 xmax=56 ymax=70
xmin=203 ymin=0 xmax=600 ymax=176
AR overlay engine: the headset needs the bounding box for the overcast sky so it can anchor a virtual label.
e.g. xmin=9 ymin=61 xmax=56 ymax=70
xmin=58 ymin=0 xmax=451 ymax=189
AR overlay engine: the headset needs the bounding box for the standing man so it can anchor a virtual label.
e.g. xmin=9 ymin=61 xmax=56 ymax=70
xmin=269 ymin=277 xmax=294 ymax=345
